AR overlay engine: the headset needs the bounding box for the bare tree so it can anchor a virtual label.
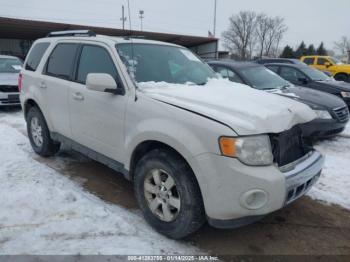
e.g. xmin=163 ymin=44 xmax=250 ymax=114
xmin=334 ymin=36 xmax=350 ymax=57
xmin=262 ymin=16 xmax=287 ymax=57
xmin=222 ymin=11 xmax=258 ymax=60
xmin=223 ymin=11 xmax=287 ymax=59
xmin=256 ymin=14 xmax=270 ymax=57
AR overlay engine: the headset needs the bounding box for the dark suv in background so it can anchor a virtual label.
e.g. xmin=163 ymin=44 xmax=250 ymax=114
xmin=265 ymin=63 xmax=350 ymax=109
xmin=208 ymin=60 xmax=349 ymax=138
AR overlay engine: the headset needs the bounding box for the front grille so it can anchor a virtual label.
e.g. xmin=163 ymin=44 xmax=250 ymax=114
xmin=333 ymin=106 xmax=349 ymax=122
xmin=0 ymin=85 xmax=18 ymax=93
xmin=286 ymin=172 xmax=320 ymax=204
xmin=270 ymin=126 xmax=312 ymax=167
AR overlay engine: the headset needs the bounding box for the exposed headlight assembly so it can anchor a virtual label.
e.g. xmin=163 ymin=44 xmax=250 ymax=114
xmin=313 ymin=110 xmax=332 ymax=120
xmin=219 ymin=135 xmax=273 ymax=166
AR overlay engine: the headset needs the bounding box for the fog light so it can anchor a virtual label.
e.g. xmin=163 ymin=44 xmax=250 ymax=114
xmin=240 ymin=189 xmax=268 ymax=210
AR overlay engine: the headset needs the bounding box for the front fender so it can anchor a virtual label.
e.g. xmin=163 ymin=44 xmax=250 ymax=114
xmin=124 ymin=118 xmax=208 ymax=169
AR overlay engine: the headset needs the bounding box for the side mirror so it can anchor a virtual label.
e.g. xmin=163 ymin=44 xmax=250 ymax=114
xmin=298 ymin=77 xmax=308 ymax=84
xmin=86 ymin=73 xmax=124 ymax=95
xmin=324 ymin=62 xmax=332 ymax=68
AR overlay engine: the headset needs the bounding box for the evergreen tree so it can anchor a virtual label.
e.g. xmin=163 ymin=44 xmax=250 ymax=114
xmin=294 ymin=41 xmax=308 ymax=58
xmin=307 ymin=44 xmax=316 ymax=55
xmin=280 ymin=45 xmax=295 ymax=58
xmin=316 ymin=42 xmax=327 ymax=55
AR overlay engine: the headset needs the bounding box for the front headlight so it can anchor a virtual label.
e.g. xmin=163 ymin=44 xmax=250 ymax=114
xmin=313 ymin=110 xmax=332 ymax=119
xmin=219 ymin=135 xmax=273 ymax=166
xmin=341 ymin=91 xmax=350 ymax=98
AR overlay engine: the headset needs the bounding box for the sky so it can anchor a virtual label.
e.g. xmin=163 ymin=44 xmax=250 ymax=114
xmin=0 ymin=0 xmax=349 ymax=51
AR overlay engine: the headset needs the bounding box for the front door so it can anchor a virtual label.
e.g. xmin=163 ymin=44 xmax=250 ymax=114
xmin=69 ymin=44 xmax=128 ymax=162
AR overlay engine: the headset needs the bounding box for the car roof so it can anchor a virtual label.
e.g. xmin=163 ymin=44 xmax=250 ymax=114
xmin=0 ymin=55 xmax=20 ymax=59
xmin=36 ymin=34 xmax=181 ymax=48
xmin=264 ymin=63 xmax=311 ymax=70
xmin=301 ymin=55 xmax=330 ymax=58
xmin=208 ymin=60 xmax=261 ymax=70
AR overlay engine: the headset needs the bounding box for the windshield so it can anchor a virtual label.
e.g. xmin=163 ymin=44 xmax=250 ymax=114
xmin=116 ymin=43 xmax=216 ymax=85
xmin=238 ymin=66 xmax=290 ymax=90
xmin=329 ymin=57 xmax=343 ymax=65
xmin=300 ymin=67 xmax=330 ymax=81
xmin=0 ymin=58 xmax=22 ymax=73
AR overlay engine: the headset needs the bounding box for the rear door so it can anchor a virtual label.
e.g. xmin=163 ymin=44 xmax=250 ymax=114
xmin=41 ymin=42 xmax=79 ymax=137
xmin=69 ymin=43 xmax=127 ymax=162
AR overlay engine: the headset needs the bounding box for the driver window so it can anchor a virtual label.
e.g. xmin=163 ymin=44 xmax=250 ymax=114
xmin=317 ymin=58 xmax=331 ymax=66
xmin=216 ymin=66 xmax=243 ymax=83
xmin=280 ymin=67 xmax=304 ymax=82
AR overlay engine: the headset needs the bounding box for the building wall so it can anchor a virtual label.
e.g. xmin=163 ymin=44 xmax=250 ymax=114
xmin=190 ymin=41 xmax=218 ymax=60
xmin=0 ymin=39 xmax=34 ymax=59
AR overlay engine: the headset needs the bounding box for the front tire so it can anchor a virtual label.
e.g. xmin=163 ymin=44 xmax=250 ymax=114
xmin=334 ymin=73 xmax=348 ymax=82
xmin=26 ymin=106 xmax=60 ymax=157
xmin=134 ymin=149 xmax=205 ymax=239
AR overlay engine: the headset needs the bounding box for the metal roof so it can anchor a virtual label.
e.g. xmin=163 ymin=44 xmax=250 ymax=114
xmin=0 ymin=16 xmax=218 ymax=48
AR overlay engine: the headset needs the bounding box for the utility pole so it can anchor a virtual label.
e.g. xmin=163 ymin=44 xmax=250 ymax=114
xmin=139 ymin=10 xmax=144 ymax=31
xmin=120 ymin=5 xmax=127 ymax=30
xmin=213 ymin=0 xmax=217 ymax=36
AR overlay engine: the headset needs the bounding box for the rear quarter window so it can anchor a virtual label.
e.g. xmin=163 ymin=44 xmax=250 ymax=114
xmin=25 ymin=42 xmax=50 ymax=71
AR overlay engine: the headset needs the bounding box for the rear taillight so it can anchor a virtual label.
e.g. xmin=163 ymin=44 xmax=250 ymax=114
xmin=18 ymin=73 xmax=23 ymax=92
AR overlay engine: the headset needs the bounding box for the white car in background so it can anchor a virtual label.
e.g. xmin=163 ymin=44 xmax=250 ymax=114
xmin=0 ymin=55 xmax=22 ymax=107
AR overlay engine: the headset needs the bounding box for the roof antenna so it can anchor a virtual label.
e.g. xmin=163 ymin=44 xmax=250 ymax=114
xmin=127 ymin=0 xmax=132 ymax=32
xmin=127 ymin=0 xmax=138 ymax=98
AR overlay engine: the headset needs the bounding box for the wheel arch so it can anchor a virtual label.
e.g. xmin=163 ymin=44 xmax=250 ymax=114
xmin=129 ymin=140 xmax=193 ymax=181
xmin=24 ymin=99 xmax=40 ymax=119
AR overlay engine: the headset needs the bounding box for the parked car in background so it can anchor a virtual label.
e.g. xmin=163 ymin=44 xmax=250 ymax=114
xmin=255 ymin=57 xmax=333 ymax=77
xmin=0 ymin=55 xmax=22 ymax=107
xmin=20 ymin=31 xmax=324 ymax=239
xmin=264 ymin=63 xmax=350 ymax=109
xmin=208 ymin=60 xmax=349 ymax=138
xmin=255 ymin=58 xmax=307 ymax=66
xmin=300 ymin=55 xmax=350 ymax=82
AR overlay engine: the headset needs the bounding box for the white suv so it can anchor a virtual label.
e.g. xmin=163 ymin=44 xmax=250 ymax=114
xmin=20 ymin=31 xmax=324 ymax=239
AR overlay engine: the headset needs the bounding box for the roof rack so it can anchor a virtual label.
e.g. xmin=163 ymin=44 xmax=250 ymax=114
xmin=47 ymin=30 xmax=96 ymax=37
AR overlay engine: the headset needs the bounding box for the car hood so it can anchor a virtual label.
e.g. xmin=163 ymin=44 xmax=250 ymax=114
xmin=138 ymin=79 xmax=316 ymax=136
xmin=0 ymin=73 xmax=19 ymax=86
xmin=315 ymin=79 xmax=350 ymax=92
xmin=269 ymin=85 xmax=345 ymax=109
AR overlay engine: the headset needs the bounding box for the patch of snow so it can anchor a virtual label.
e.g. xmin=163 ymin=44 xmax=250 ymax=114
xmin=138 ymin=78 xmax=316 ymax=135
xmin=268 ymin=88 xmax=300 ymax=98
xmin=307 ymin=123 xmax=350 ymax=210
xmin=0 ymin=112 xmax=199 ymax=255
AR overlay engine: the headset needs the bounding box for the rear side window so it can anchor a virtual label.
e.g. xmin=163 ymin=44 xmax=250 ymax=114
xmin=303 ymin=57 xmax=315 ymax=65
xmin=45 ymin=43 xmax=78 ymax=80
xmin=25 ymin=42 xmax=50 ymax=71
xmin=76 ymin=45 xmax=118 ymax=84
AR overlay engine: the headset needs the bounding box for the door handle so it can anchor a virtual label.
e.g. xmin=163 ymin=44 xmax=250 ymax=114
xmin=40 ymin=82 xmax=47 ymax=89
xmin=72 ymin=92 xmax=84 ymax=101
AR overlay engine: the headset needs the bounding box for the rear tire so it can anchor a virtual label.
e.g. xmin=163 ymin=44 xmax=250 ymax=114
xmin=134 ymin=148 xmax=205 ymax=239
xmin=334 ymin=73 xmax=348 ymax=82
xmin=26 ymin=106 xmax=60 ymax=157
